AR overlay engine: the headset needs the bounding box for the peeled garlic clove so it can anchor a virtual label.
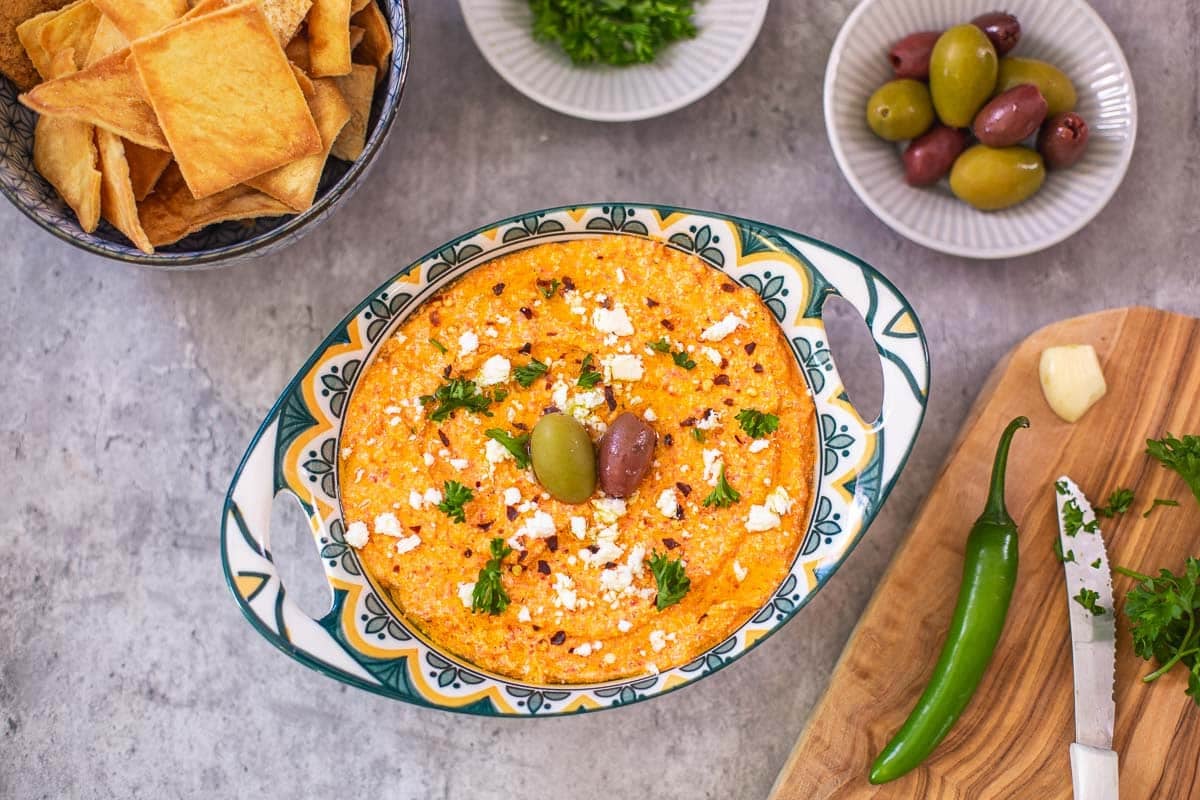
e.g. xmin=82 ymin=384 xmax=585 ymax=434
xmin=1039 ymin=345 xmax=1107 ymax=423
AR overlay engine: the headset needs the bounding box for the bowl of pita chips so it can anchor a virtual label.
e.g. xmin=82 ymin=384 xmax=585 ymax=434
xmin=0 ymin=0 xmax=408 ymax=266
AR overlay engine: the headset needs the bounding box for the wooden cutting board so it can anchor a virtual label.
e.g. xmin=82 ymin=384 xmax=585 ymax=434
xmin=770 ymin=307 xmax=1200 ymax=799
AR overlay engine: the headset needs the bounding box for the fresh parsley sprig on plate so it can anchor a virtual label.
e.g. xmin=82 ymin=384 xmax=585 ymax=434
xmin=703 ymin=465 xmax=740 ymax=508
xmin=648 ymin=338 xmax=696 ymax=370
xmin=437 ymin=480 xmax=474 ymax=523
xmin=577 ymin=353 xmax=602 ymax=388
xmin=529 ymin=0 xmax=698 ymax=67
xmin=421 ymin=377 xmax=495 ymax=422
xmin=736 ymin=408 xmax=780 ymax=439
xmin=485 ymin=428 xmax=531 ymax=469
xmin=514 ymin=358 xmax=549 ymax=388
xmin=648 ymin=550 xmax=691 ymax=610
xmin=1114 ymin=558 xmax=1200 ymax=705
xmin=472 ymin=538 xmax=513 ymax=615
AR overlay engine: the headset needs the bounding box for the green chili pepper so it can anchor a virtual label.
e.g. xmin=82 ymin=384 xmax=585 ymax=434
xmin=869 ymin=416 xmax=1028 ymax=785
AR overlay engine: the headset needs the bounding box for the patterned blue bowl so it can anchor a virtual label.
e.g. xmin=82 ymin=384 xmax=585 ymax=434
xmin=0 ymin=0 xmax=409 ymax=268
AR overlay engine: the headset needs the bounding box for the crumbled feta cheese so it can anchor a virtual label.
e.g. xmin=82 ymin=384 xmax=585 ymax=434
xmin=616 ymin=267 xmax=625 ymax=284
xmin=458 ymin=330 xmax=478 ymax=356
xmin=646 ymin=662 xmax=659 ymax=674
xmin=575 ymin=642 xmax=593 ymax=657
xmin=617 ymin=619 xmax=632 ymax=633
xmin=649 ymin=629 xmax=667 ymax=652
xmin=701 ymin=346 xmax=723 ymax=366
xmin=503 ymin=487 xmax=522 ymax=506
xmin=477 ymin=355 xmax=511 ymax=386
xmin=457 ymin=582 xmax=475 ymax=609
xmin=702 ymin=448 xmax=724 ymax=485
xmin=374 ymin=512 xmax=403 ymax=537
xmin=423 ymin=487 xmax=444 ymax=506
xmin=748 ymin=439 xmax=770 ymax=454
xmin=602 ymin=353 xmax=644 ymax=382
xmin=643 ymin=408 xmax=657 ymax=421
xmin=423 ymin=452 xmax=435 ymax=467
xmin=408 ymin=490 xmax=424 ymax=510
xmin=485 ymin=327 xmax=498 ymax=338
xmin=695 ymin=409 xmax=721 ymax=431
xmin=581 ymin=533 xmax=625 ymax=568
xmin=344 ymin=520 xmax=369 ymax=548
xmin=732 ymin=560 xmax=748 ymax=582
xmin=485 ymin=438 xmax=511 ymax=464
xmin=517 ymin=605 xmax=531 ymax=623
xmin=700 ymin=314 xmax=748 ymax=342
xmin=449 ymin=458 xmax=469 ymax=470
xmin=592 ymin=497 xmax=628 ymax=524
xmin=603 ymin=652 xmax=616 ymax=664
xmin=393 ymin=534 xmax=421 ymax=555
xmin=569 ymin=516 xmax=587 ymax=539
xmin=591 ymin=305 xmax=634 ymax=336
xmin=570 ymin=389 xmax=606 ymax=410
xmin=552 ymin=573 xmax=578 ymax=611
xmin=519 ymin=510 xmax=557 ymax=539
xmin=656 ymin=489 xmax=679 ymax=519
xmin=745 ymin=504 xmax=782 ymax=532
xmin=764 ymin=486 xmax=794 ymax=515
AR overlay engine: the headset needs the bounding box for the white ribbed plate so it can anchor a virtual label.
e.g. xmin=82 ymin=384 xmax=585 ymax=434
xmin=825 ymin=0 xmax=1136 ymax=259
xmin=460 ymin=0 xmax=768 ymax=122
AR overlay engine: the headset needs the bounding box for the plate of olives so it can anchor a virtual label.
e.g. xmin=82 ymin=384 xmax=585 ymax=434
xmin=825 ymin=0 xmax=1136 ymax=259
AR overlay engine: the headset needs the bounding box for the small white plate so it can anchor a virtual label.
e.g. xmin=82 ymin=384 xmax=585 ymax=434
xmin=825 ymin=0 xmax=1137 ymax=259
xmin=460 ymin=0 xmax=769 ymax=122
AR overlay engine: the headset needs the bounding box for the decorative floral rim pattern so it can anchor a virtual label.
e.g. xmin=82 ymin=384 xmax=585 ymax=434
xmin=221 ymin=204 xmax=930 ymax=716
xmin=0 ymin=0 xmax=409 ymax=269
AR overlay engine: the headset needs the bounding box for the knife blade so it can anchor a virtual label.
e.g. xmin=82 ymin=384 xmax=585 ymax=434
xmin=1055 ymin=476 xmax=1117 ymax=750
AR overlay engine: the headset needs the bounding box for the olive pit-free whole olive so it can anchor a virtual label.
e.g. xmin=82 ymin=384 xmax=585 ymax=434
xmin=902 ymin=126 xmax=969 ymax=186
xmin=866 ymin=79 xmax=935 ymax=141
xmin=973 ymin=84 xmax=1047 ymax=147
xmin=889 ymin=31 xmax=941 ymax=79
xmin=929 ymin=24 xmax=999 ymax=128
xmin=996 ymin=57 xmax=1077 ymax=115
xmin=1037 ymin=112 xmax=1090 ymax=169
xmin=971 ymin=11 xmax=1021 ymax=56
xmin=597 ymin=412 xmax=657 ymax=497
xmin=530 ymin=413 xmax=596 ymax=504
xmin=949 ymin=145 xmax=1046 ymax=210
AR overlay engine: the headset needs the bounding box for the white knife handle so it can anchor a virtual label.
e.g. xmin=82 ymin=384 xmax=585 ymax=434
xmin=1070 ymin=743 xmax=1119 ymax=800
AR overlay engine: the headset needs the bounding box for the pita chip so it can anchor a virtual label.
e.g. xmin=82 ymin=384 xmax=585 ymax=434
xmin=32 ymin=48 xmax=101 ymax=230
xmin=138 ymin=162 xmax=293 ymax=247
xmin=95 ymin=128 xmax=152 ymax=252
xmin=329 ymin=61 xmax=371 ymax=161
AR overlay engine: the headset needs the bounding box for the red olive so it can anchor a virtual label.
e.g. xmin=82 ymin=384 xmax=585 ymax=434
xmin=972 ymin=84 xmax=1047 ymax=147
xmin=971 ymin=11 xmax=1021 ymax=56
xmin=888 ymin=31 xmax=941 ymax=79
xmin=1037 ymin=112 xmax=1090 ymax=168
xmin=902 ymin=126 xmax=969 ymax=186
xmin=597 ymin=412 xmax=656 ymax=498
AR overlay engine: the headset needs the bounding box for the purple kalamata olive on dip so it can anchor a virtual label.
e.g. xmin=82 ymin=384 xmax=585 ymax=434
xmin=888 ymin=31 xmax=942 ymax=79
xmin=903 ymin=126 xmax=969 ymax=186
xmin=973 ymin=84 xmax=1047 ymax=147
xmin=971 ymin=11 xmax=1021 ymax=56
xmin=597 ymin=412 xmax=656 ymax=498
xmin=1037 ymin=112 xmax=1090 ymax=169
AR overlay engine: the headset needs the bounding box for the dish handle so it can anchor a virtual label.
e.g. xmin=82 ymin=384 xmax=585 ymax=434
xmin=221 ymin=419 xmax=379 ymax=687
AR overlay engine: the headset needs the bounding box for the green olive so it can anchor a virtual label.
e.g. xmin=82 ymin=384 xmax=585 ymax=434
xmin=530 ymin=413 xmax=596 ymax=504
xmin=866 ymin=79 xmax=935 ymax=141
xmin=929 ymin=24 xmax=998 ymax=127
xmin=996 ymin=57 xmax=1077 ymax=116
xmin=949 ymin=145 xmax=1046 ymax=211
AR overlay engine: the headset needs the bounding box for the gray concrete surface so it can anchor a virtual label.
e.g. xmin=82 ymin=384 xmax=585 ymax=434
xmin=2 ymin=2 xmax=1197 ymax=798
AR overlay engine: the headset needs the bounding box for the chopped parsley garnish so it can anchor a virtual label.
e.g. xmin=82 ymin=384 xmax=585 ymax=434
xmin=648 ymin=338 xmax=696 ymax=370
xmin=537 ymin=278 xmax=561 ymax=299
xmin=485 ymin=428 xmax=531 ymax=469
xmin=1095 ymin=487 xmax=1135 ymax=518
xmin=703 ymin=465 xmax=740 ymax=508
xmin=1074 ymin=587 xmax=1105 ymax=616
xmin=577 ymin=354 xmax=602 ymax=388
xmin=1053 ymin=538 xmax=1075 ymax=563
xmin=1114 ymin=557 xmax=1200 ymax=704
xmin=428 ymin=337 xmax=447 ymax=353
xmin=736 ymin=408 xmax=780 ymax=439
xmin=471 ymin=538 xmax=513 ymax=615
xmin=648 ymin=550 xmax=691 ymax=610
xmin=514 ymin=358 xmax=549 ymax=388
xmin=420 ymin=377 xmax=495 ymax=422
xmin=691 ymin=428 xmax=705 ymax=443
xmin=1061 ymin=498 xmax=1099 ymax=537
xmin=1055 ymin=479 xmax=1069 ymax=495
xmin=1146 ymin=434 xmax=1200 ymax=505
xmin=529 ymin=0 xmax=699 ymax=67
xmin=437 ymin=480 xmax=474 ymax=523
xmin=1143 ymin=498 xmax=1180 ymax=518
xmin=1091 ymin=558 xmax=1103 ymax=569
xmin=493 ymin=388 xmax=509 ymax=403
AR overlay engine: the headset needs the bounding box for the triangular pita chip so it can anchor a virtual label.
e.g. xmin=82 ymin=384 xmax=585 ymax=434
xmin=259 ymin=0 xmax=311 ymax=44
xmin=284 ymin=32 xmax=308 ymax=71
xmin=83 ymin=12 xmax=126 ymax=65
xmin=36 ymin=0 xmax=100 ymax=69
xmin=305 ymin=0 xmax=348 ymax=76
xmin=33 ymin=49 xmax=101 ymax=231
xmin=350 ymin=0 xmax=387 ymax=81
xmin=329 ymin=62 xmax=371 ymax=161
xmin=0 ymin=0 xmax=74 ymax=89
xmin=15 ymin=2 xmax=70 ymax=79
xmin=91 ymin=0 xmax=186 ymax=40
xmin=123 ymin=140 xmax=171 ymax=200
xmin=138 ymin=162 xmax=293 ymax=247
xmin=95 ymin=127 xmax=152 ymax=252
xmin=246 ymin=76 xmax=348 ymax=211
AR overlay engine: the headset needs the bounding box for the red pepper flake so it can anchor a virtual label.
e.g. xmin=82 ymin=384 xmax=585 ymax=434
xmin=463 ymin=548 xmax=473 ymax=558
xmin=492 ymin=283 xmax=505 ymax=296
xmin=562 ymin=276 xmax=576 ymax=291
xmin=723 ymin=398 xmax=735 ymax=406
xmin=587 ymin=544 xmax=600 ymax=554
xmin=604 ymin=386 xmax=617 ymax=411
xmin=664 ymin=433 xmax=674 ymax=447
xmin=604 ymin=561 xmax=618 ymax=569
xmin=646 ymin=298 xmax=660 ymax=308
xmin=744 ymin=342 xmax=757 ymax=355
xmin=721 ymin=283 xmax=737 ymax=293
xmin=675 ymin=481 xmax=692 ymax=496
xmin=660 ymin=319 xmax=675 ymax=330
xmin=551 ymin=630 xmax=566 ymax=645
xmin=714 ymin=374 xmax=730 ymax=386
xmin=519 ymin=307 xmax=533 ymax=319
xmin=545 ymin=534 xmax=558 ymax=553
xmin=519 ymin=342 xmax=532 ymax=355
xmin=437 ymin=429 xmax=450 ymax=447
xmin=600 ymin=296 xmax=614 ymax=310
xmin=430 ymin=310 xmax=441 ymax=326
xmin=662 ymin=537 xmax=680 ymax=550
xmin=517 ymin=549 xmax=528 ymax=562
xmin=513 ymin=421 xmax=529 ymax=431
xmin=680 ymin=417 xmax=697 ymax=427
xmin=537 ymin=560 xmax=551 ymax=575
xmin=410 ymin=525 xmax=421 ymax=533
xmin=392 ymin=565 xmax=400 ymax=573
xmin=476 ymin=521 xmax=494 ymax=531
xmin=753 ymin=363 xmax=764 ymax=373
xmin=441 ymin=364 xmax=452 ymax=380
xmin=674 ymin=507 xmax=685 ymax=520
xmin=506 ymin=506 xmax=518 ymax=521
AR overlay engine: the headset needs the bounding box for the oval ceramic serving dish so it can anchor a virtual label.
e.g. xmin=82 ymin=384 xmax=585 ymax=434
xmin=221 ymin=204 xmax=930 ymax=716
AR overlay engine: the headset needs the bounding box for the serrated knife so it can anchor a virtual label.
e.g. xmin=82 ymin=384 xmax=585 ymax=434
xmin=1055 ymin=476 xmax=1119 ymax=800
